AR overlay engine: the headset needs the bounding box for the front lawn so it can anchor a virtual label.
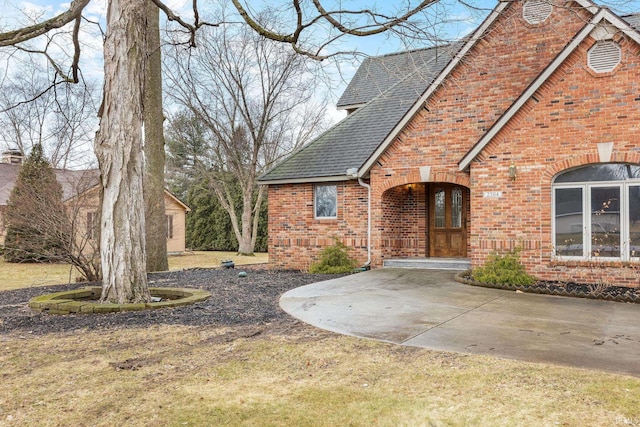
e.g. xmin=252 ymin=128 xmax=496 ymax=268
xmin=1 ymin=260 xmax=639 ymax=426
xmin=0 ymin=251 xmax=267 ymax=291
xmin=0 ymin=325 xmax=639 ymax=426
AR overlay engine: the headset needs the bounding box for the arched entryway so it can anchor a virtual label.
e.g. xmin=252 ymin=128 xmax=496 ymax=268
xmin=379 ymin=182 xmax=470 ymax=262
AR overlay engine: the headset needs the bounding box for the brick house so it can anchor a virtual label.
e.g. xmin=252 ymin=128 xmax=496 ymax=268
xmin=259 ymin=0 xmax=640 ymax=287
xmin=0 ymin=154 xmax=190 ymax=254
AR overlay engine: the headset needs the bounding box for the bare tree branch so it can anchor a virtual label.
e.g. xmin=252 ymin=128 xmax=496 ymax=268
xmin=0 ymin=0 xmax=90 ymax=46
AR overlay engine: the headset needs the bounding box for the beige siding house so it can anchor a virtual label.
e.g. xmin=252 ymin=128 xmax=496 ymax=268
xmin=0 ymin=154 xmax=189 ymax=254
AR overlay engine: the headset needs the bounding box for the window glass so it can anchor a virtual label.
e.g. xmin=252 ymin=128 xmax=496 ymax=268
xmin=590 ymin=186 xmax=620 ymax=258
xmin=435 ymin=188 xmax=445 ymax=228
xmin=630 ymin=185 xmax=640 ymax=258
xmin=555 ymin=164 xmax=640 ymax=183
xmin=553 ymin=163 xmax=640 ymax=261
xmin=166 ymin=215 xmax=174 ymax=239
xmin=451 ymin=188 xmax=462 ymax=228
xmin=555 ymin=188 xmax=583 ymax=256
xmin=315 ymin=185 xmax=337 ymax=218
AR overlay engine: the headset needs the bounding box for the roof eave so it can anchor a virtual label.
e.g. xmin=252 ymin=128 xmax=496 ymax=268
xmin=258 ymin=175 xmax=351 ymax=185
xmin=356 ymin=0 xmax=512 ymax=176
xmin=336 ymin=103 xmax=367 ymax=111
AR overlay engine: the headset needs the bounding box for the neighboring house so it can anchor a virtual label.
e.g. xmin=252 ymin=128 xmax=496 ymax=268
xmin=0 ymin=155 xmax=190 ymax=254
xmin=259 ymin=0 xmax=640 ymax=287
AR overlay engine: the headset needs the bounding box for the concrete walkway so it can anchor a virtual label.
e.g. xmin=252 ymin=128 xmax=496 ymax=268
xmin=280 ymin=269 xmax=640 ymax=377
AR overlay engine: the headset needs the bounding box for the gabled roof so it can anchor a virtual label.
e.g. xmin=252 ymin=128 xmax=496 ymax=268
xmin=165 ymin=190 xmax=191 ymax=212
xmin=259 ymin=43 xmax=462 ymax=184
xmin=54 ymin=169 xmax=101 ymax=201
xmin=259 ymin=0 xmax=639 ymax=185
xmin=458 ymin=9 xmax=640 ymax=170
xmin=0 ymin=163 xmax=100 ymax=204
xmin=0 ymin=164 xmax=20 ymax=205
xmin=336 ymin=48 xmax=452 ymax=110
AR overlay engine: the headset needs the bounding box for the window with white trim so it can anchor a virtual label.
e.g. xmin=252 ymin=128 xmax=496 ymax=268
xmin=553 ymin=164 xmax=640 ymax=260
xmin=86 ymin=211 xmax=99 ymax=240
xmin=314 ymin=184 xmax=337 ymax=219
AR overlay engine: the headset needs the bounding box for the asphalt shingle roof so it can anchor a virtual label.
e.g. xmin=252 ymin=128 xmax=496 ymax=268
xmin=260 ymin=44 xmax=461 ymax=183
xmin=336 ymin=48 xmax=450 ymax=109
xmin=0 ymin=163 xmax=99 ymax=205
xmin=623 ymin=12 xmax=640 ymax=29
xmin=262 ymin=8 xmax=640 ymax=184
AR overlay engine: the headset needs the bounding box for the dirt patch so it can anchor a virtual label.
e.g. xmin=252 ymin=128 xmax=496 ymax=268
xmin=0 ymin=269 xmax=346 ymax=335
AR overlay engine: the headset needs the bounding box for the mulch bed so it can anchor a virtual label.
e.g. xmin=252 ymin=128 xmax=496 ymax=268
xmin=2 ymin=268 xmax=638 ymax=336
xmin=456 ymin=272 xmax=640 ymax=303
xmin=0 ymin=269 xmax=344 ymax=335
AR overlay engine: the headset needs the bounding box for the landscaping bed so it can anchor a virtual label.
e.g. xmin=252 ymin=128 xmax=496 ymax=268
xmin=3 ymin=267 xmax=638 ymax=337
xmin=0 ymin=269 xmax=344 ymax=335
xmin=456 ymin=271 xmax=640 ymax=303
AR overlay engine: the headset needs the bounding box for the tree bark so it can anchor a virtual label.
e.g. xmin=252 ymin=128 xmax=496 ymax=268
xmin=237 ymin=186 xmax=255 ymax=255
xmin=95 ymin=0 xmax=150 ymax=304
xmin=144 ymin=0 xmax=169 ymax=272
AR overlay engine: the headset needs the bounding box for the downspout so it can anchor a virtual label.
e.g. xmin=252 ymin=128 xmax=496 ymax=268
xmin=346 ymin=168 xmax=371 ymax=268
xmin=358 ymin=177 xmax=372 ymax=268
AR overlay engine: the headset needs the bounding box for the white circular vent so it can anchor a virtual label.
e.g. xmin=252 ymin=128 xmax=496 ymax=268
xmin=588 ymin=41 xmax=621 ymax=73
xmin=523 ymin=0 xmax=553 ymax=24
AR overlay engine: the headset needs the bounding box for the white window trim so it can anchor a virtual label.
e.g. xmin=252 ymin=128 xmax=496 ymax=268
xmin=553 ymin=179 xmax=640 ymax=262
xmin=314 ymin=184 xmax=338 ymax=219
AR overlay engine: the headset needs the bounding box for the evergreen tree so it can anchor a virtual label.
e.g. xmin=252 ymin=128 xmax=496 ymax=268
xmin=182 ymin=177 xmax=268 ymax=253
xmin=4 ymin=145 xmax=70 ymax=263
xmin=166 ymin=112 xmax=269 ymax=253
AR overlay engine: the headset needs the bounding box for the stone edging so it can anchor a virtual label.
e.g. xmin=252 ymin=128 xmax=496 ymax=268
xmin=28 ymin=287 xmax=212 ymax=315
xmin=454 ymin=271 xmax=640 ymax=304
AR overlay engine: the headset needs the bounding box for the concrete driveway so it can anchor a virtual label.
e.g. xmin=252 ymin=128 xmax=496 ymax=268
xmin=280 ymin=269 xmax=640 ymax=377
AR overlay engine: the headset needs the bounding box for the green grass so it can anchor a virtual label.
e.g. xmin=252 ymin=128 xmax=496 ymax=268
xmin=0 ymin=326 xmax=638 ymax=426
xmin=0 ymin=251 xmax=268 ymax=291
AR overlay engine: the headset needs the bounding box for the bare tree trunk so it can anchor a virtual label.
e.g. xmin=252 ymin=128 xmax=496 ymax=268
xmin=250 ymin=185 xmax=265 ymax=250
xmin=95 ymin=0 xmax=150 ymax=304
xmin=237 ymin=187 xmax=254 ymax=255
xmin=144 ymin=0 xmax=169 ymax=272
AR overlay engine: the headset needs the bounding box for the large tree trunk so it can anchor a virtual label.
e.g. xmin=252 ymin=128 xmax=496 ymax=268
xmin=95 ymin=0 xmax=150 ymax=304
xmin=144 ymin=0 xmax=169 ymax=272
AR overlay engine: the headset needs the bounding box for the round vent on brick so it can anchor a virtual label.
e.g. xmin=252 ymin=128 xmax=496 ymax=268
xmin=523 ymin=0 xmax=553 ymax=24
xmin=588 ymin=40 xmax=621 ymax=73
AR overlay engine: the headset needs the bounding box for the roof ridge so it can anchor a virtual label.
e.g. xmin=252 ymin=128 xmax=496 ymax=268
xmin=367 ymin=43 xmax=457 ymax=60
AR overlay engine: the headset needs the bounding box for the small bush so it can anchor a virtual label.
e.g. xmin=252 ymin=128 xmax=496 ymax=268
xmin=472 ymin=248 xmax=536 ymax=286
xmin=309 ymin=240 xmax=357 ymax=274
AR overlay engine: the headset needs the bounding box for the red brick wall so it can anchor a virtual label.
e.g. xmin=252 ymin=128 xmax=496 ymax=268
xmin=267 ymin=182 xmax=368 ymax=270
xmin=366 ymin=1 xmax=589 ymax=265
xmin=266 ymin=2 xmax=640 ymax=286
xmin=380 ymin=184 xmax=427 ymax=258
xmin=471 ymin=31 xmax=640 ymax=287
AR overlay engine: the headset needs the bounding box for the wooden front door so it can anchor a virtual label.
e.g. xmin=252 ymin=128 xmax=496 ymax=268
xmin=429 ymin=184 xmax=467 ymax=258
